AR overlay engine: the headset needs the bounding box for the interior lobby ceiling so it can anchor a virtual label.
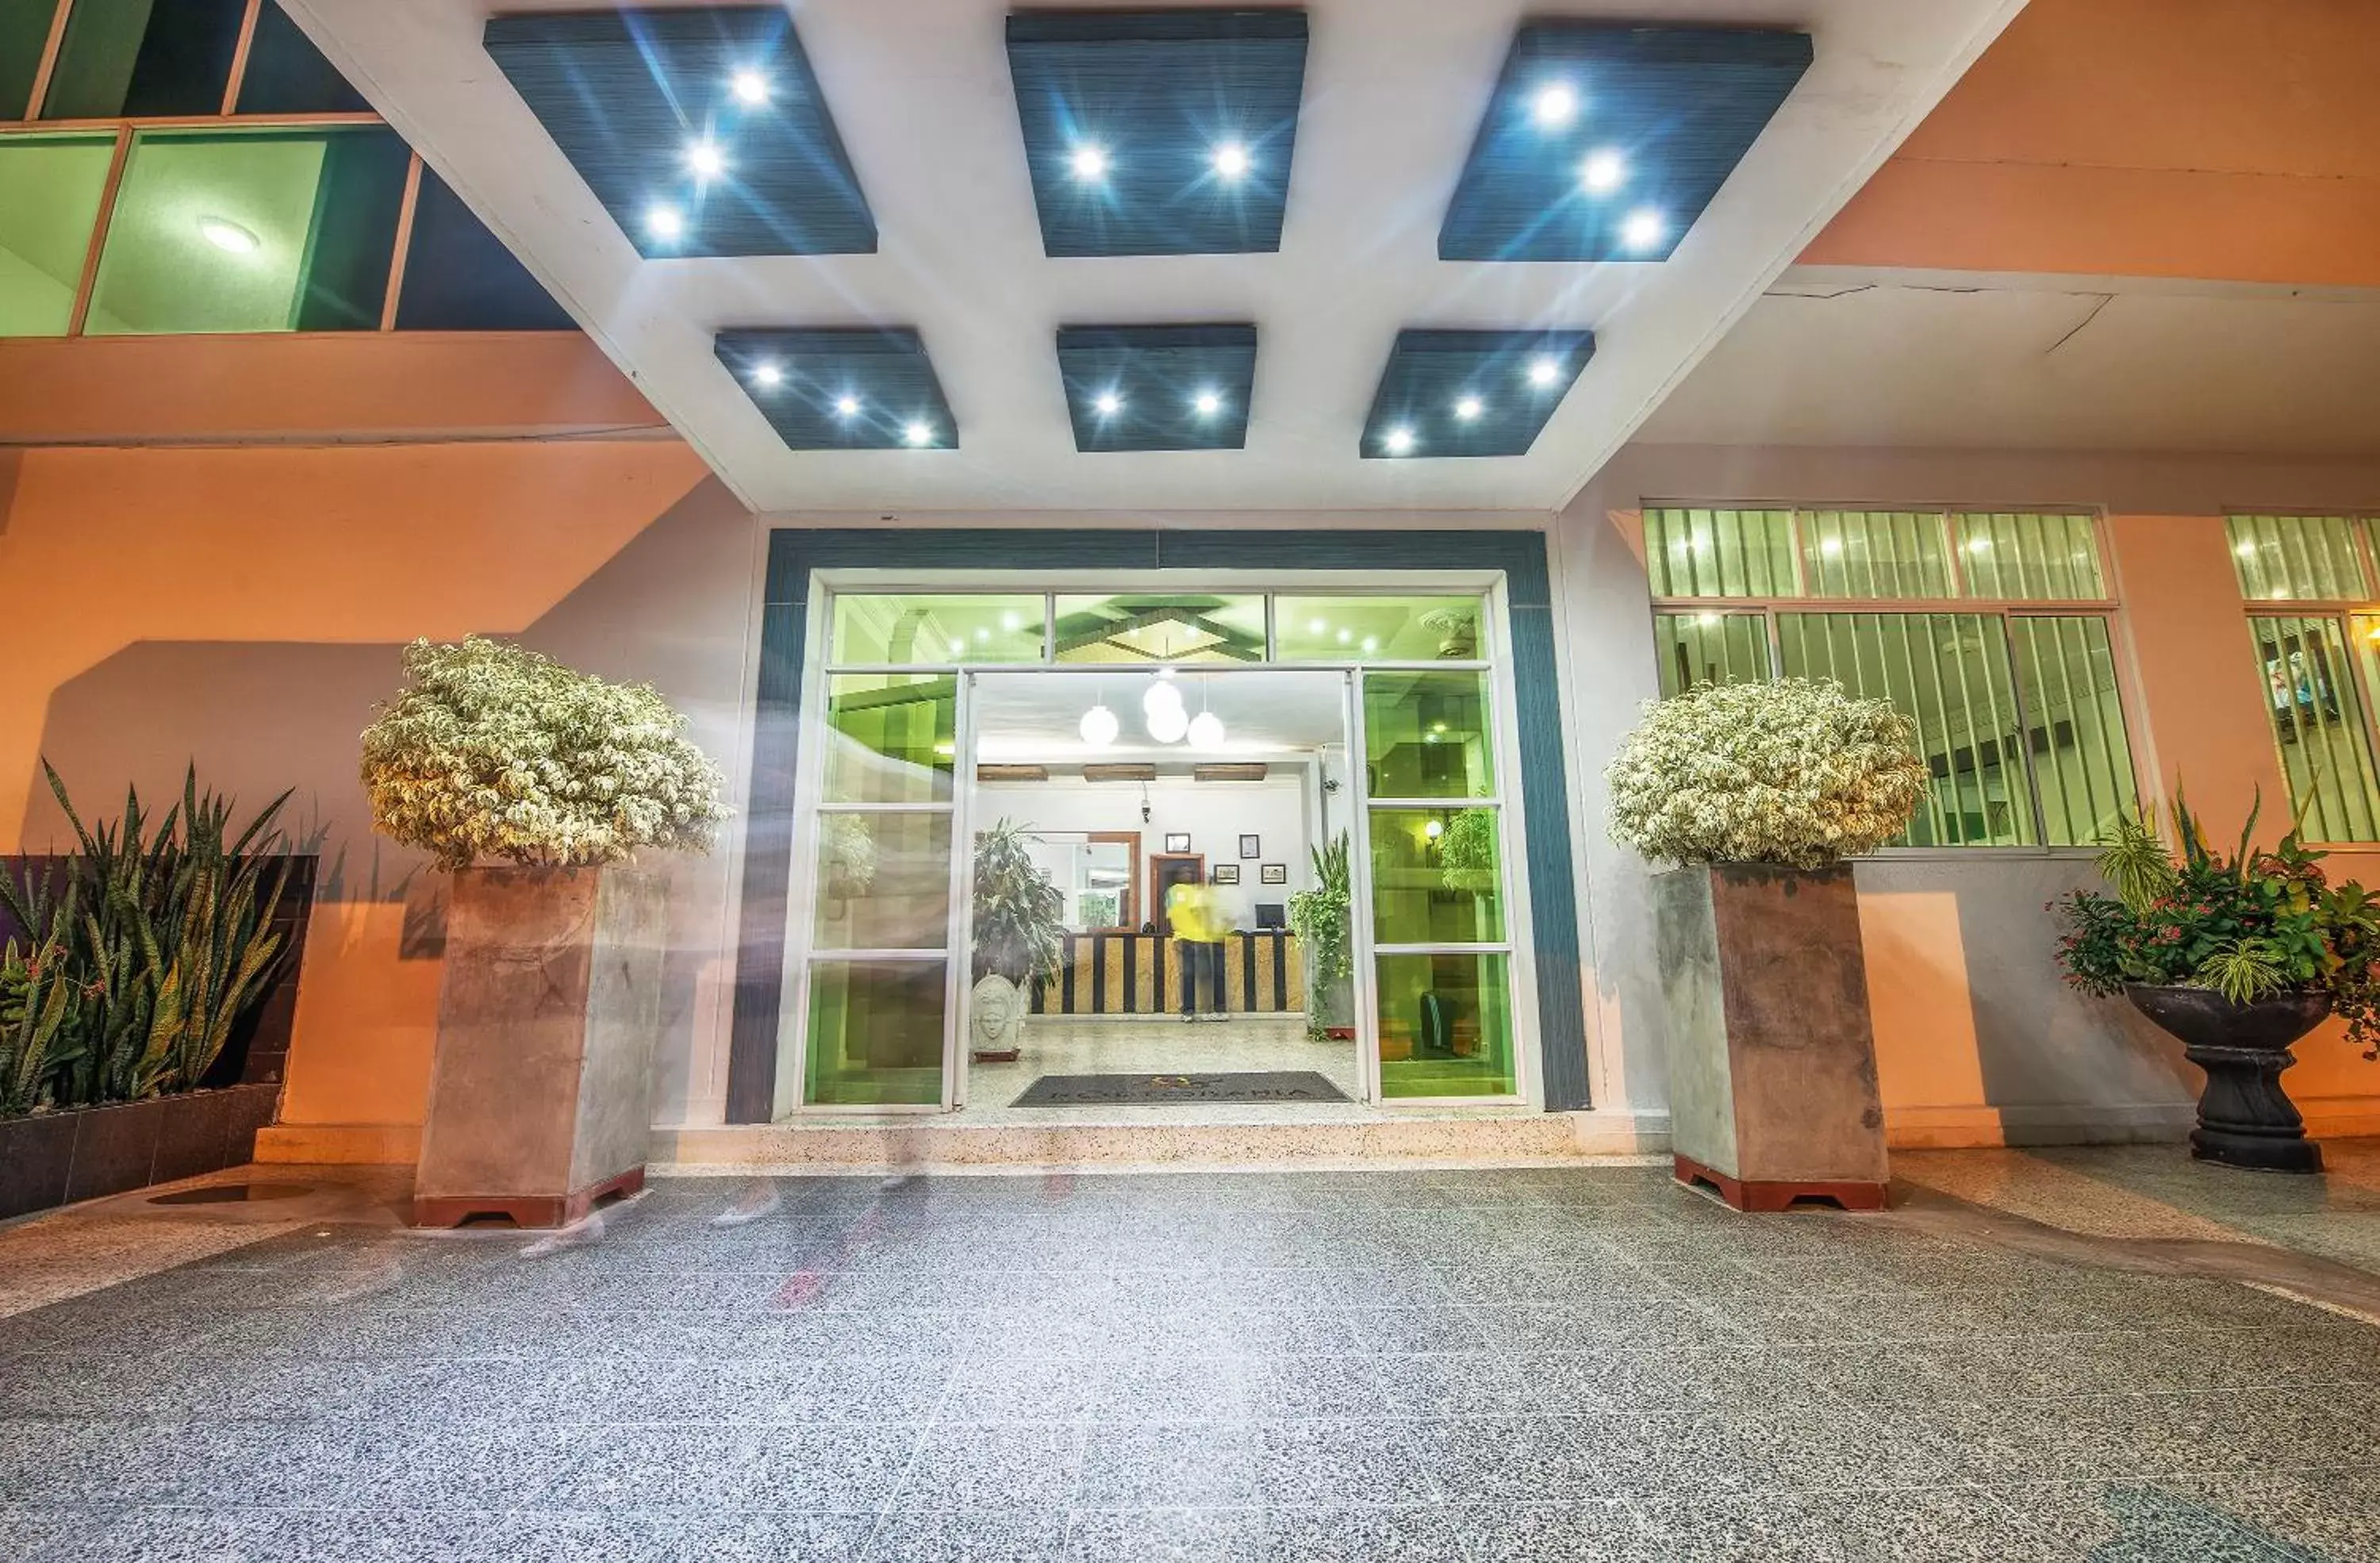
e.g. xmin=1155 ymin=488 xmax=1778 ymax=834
xmin=277 ymin=0 xmax=2027 ymax=513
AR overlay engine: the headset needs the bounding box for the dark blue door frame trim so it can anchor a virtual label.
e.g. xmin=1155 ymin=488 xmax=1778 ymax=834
xmin=724 ymin=528 xmax=1589 ymax=1122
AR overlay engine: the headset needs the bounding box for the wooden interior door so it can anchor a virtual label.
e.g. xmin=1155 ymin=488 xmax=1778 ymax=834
xmin=1148 ymin=853 xmax=1204 ymax=935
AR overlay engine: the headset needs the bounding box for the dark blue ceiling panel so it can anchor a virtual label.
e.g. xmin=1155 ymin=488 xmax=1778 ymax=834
xmin=1439 ymin=24 xmax=1811 ymax=263
xmin=485 ymin=7 xmax=874 ymax=259
xmin=1056 ymin=325 xmax=1258 ymax=451
xmin=1361 ymin=330 xmax=1596 ymax=459
xmin=716 ymin=328 xmax=956 ymax=451
xmin=1006 ymin=10 xmax=1309 ymax=257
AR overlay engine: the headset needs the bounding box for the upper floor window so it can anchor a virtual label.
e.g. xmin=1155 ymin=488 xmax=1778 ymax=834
xmin=0 ymin=1 xmax=574 ymax=337
xmin=1645 ymin=506 xmax=2138 ymax=850
xmin=2227 ymin=514 xmax=2380 ymax=843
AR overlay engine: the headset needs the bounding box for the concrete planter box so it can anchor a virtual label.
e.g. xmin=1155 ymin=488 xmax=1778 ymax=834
xmin=413 ymin=866 xmax=666 ymax=1228
xmin=1654 ymin=862 xmax=1889 ymax=1211
xmin=0 ymin=1083 xmax=282 ymax=1221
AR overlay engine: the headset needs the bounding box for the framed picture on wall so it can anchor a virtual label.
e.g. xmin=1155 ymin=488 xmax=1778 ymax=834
xmin=1238 ymin=834 xmax=1261 ymax=858
xmin=1165 ymin=833 xmax=1192 ymax=853
xmin=1211 ymin=863 xmax=1240 ymax=885
xmin=1260 ymin=862 xmax=1288 ymax=885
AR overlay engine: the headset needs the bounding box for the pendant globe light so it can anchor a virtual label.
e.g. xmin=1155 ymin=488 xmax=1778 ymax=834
xmin=1142 ymin=676 xmax=1184 ymax=720
xmin=1146 ymin=696 xmax=1190 ymax=743
xmin=1186 ymin=675 xmax=1225 ymax=749
xmin=1079 ymin=693 xmax=1119 ymax=747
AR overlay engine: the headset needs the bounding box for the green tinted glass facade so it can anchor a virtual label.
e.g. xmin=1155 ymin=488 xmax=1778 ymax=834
xmin=1363 ymin=670 xmax=1493 ymax=800
xmin=1653 ymin=611 xmax=1770 ymax=697
xmin=804 ymin=961 xmax=946 ymax=1107
xmin=0 ymin=132 xmax=111 ymax=336
xmin=1274 ymin=594 xmax=1485 ymax=662
xmin=831 ymin=593 xmax=1045 ymax=665
xmin=1369 ymin=807 xmax=1504 ymax=946
xmin=823 ymin=674 xmax=957 ymax=805
xmin=1376 ymin=951 xmax=1514 ymax=1099
xmin=1054 ymin=593 xmax=1265 ymax=663
xmin=86 ymin=127 xmax=407 ymax=334
xmin=42 ymin=0 xmax=246 ymax=120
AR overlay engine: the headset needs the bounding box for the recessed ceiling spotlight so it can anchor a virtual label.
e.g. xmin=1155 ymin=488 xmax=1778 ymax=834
xmin=1383 ymin=426 xmax=1416 ymax=456
xmin=1579 ymin=148 xmax=1626 ymax=193
xmin=198 ymin=217 xmax=258 ymax=255
xmin=1526 ymin=356 xmax=1561 ymax=389
xmin=1192 ymin=388 xmax=1223 ymax=417
xmin=1453 ymin=394 xmax=1483 ymax=422
xmin=751 ymin=361 xmax=783 ymax=388
xmin=1069 ymin=143 xmax=1109 ymax=181
xmin=729 ymin=68 xmax=770 ymax=106
xmin=1620 ymin=207 xmax=1667 ymax=252
xmin=1211 ymin=141 xmax=1251 ymax=180
xmin=1530 ymin=82 xmax=1578 ymax=129
xmin=684 ymin=139 xmax=727 ymax=181
xmin=904 ymin=421 xmax=935 ymax=447
xmin=1094 ymin=390 xmax=1123 ymax=417
xmin=835 ymin=394 xmax=861 ymax=418
xmin=645 ymin=203 xmax=685 ymax=242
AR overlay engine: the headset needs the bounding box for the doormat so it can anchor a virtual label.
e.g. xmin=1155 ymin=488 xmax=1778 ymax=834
xmin=1012 ymin=1071 xmax=1351 ymax=1106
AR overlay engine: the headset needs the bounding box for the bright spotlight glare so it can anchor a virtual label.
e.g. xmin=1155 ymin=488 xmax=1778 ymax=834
xmin=1069 ymin=144 xmax=1108 ymax=180
xmin=730 ymin=69 xmax=770 ymax=106
xmin=903 ymin=421 xmax=934 ymax=447
xmin=1453 ymin=395 xmax=1483 ymax=421
xmin=1531 ymin=82 xmax=1578 ymax=128
xmin=1620 ymin=207 xmax=1667 ymax=252
xmin=685 ymin=140 xmax=727 ymax=180
xmin=1211 ymin=141 xmax=1251 ymax=180
xmin=1383 ymin=426 xmax=1415 ymax=455
xmin=1579 ymin=148 xmax=1626 ymax=193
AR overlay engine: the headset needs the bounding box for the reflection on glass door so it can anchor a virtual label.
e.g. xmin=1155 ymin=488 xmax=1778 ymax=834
xmin=1357 ymin=669 xmax=1518 ymax=1099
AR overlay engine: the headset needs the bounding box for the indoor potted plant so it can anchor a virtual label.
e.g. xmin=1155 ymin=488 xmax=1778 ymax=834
xmin=1288 ymin=831 xmax=1352 ymax=1043
xmin=2054 ymin=797 xmax=2378 ymax=1173
xmin=362 ymin=636 xmax=726 ymax=1227
xmin=1607 ymin=678 xmax=1929 ymax=1211
xmin=969 ymin=820 xmax=1062 ymax=1063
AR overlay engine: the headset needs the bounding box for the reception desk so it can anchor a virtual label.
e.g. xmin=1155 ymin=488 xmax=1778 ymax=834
xmin=1033 ymin=930 xmax=1305 ymax=1016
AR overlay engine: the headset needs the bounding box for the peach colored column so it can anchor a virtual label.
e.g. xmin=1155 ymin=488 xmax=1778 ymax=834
xmin=2103 ymin=513 xmax=2286 ymax=839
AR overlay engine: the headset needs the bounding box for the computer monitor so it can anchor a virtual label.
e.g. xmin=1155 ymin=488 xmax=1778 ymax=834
xmin=1254 ymin=902 xmax=1287 ymax=930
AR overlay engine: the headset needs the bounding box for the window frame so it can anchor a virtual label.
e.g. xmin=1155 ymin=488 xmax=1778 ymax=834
xmin=2226 ymin=512 xmax=2380 ymax=846
xmin=0 ymin=0 xmax=563 ymax=339
xmin=1644 ymin=502 xmax=2140 ymax=858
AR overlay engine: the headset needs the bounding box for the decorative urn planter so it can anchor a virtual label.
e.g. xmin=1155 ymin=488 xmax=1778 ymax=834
xmin=2127 ymin=985 xmax=2330 ymax=1174
xmin=412 ymin=866 xmax=668 ymax=1227
xmin=1654 ymin=862 xmax=1890 ymax=1211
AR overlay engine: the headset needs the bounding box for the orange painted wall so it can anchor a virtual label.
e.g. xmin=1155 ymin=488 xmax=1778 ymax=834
xmin=1802 ymin=0 xmax=2380 ymax=285
xmin=0 ymin=440 xmax=714 ymax=1135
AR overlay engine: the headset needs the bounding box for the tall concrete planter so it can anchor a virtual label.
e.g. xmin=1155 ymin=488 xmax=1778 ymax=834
xmin=1654 ymin=862 xmax=1889 ymax=1212
xmin=413 ymin=866 xmax=666 ymax=1228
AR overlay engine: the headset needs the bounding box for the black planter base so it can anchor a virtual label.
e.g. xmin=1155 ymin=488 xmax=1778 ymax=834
xmin=2191 ymin=1123 xmax=2324 ymax=1174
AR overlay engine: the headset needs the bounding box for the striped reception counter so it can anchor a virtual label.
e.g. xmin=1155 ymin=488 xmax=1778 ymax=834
xmin=1034 ymin=931 xmax=1305 ymax=1016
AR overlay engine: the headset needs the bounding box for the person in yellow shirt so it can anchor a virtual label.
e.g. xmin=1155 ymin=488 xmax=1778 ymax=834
xmin=1167 ymin=881 xmax=1234 ymax=1021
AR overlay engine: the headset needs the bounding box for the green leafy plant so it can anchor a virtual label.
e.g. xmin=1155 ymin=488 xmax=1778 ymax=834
xmin=1605 ymin=678 xmax=1930 ymax=869
xmin=972 ymin=820 xmax=1063 ymax=986
xmin=1288 ymin=831 xmax=1353 ymax=1042
xmin=1439 ymin=808 xmax=1500 ymax=894
xmin=0 ymin=763 xmax=298 ymax=1116
xmin=2054 ymin=789 xmax=2380 ymax=1057
xmin=360 ymin=636 xmax=727 ymax=870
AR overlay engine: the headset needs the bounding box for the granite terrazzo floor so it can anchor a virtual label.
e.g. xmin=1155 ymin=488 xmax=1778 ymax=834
xmin=8 ymin=1157 xmax=2380 ymax=1560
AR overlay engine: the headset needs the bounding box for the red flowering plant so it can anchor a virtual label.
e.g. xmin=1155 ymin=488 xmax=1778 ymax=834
xmin=2053 ymin=793 xmax=2380 ymax=1058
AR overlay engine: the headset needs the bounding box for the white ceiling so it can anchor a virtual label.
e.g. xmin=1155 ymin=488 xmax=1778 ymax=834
xmin=280 ymin=0 xmax=2023 ymax=513
xmin=1637 ymin=267 xmax=2380 ymax=456
xmin=973 ymin=668 xmax=1345 ymax=762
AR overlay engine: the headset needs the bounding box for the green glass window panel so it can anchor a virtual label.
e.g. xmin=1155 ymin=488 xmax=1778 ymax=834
xmin=830 ymin=593 xmax=1044 ymax=666
xmin=1953 ymin=513 xmax=2106 ymax=601
xmin=1368 ymin=807 xmax=1503 ymax=946
xmin=234 ymin=2 xmax=369 ymax=115
xmin=1798 ymin=510 xmax=1953 ymax=600
xmin=1274 ymin=594 xmax=1486 ymax=662
xmin=823 ymin=674 xmax=956 ymax=805
xmin=1779 ymin=613 xmax=2032 ymax=847
xmin=2228 ymin=515 xmax=2370 ymax=603
xmin=1363 ymin=670 xmax=1493 ymax=801
xmin=1645 ymin=508 xmax=1798 ymax=599
xmin=1 ymin=1 xmax=56 ymax=120
xmin=2010 ymin=617 xmax=2139 ymax=847
xmin=803 ymin=959 xmax=945 ymax=1107
xmin=41 ymin=0 xmax=244 ymax=119
xmin=0 ymin=133 xmax=112 ymax=336
xmin=86 ymin=127 xmax=408 ymax=335
xmin=2256 ymin=616 xmax=2380 ymax=843
xmin=1653 ymin=612 xmax=1772 ymax=698
xmin=393 ymin=167 xmax=575 ymax=332
xmin=1376 ymin=951 xmax=1514 ymax=1099
xmin=811 ymin=810 xmax=950 ymax=951
xmin=1053 ymin=593 xmax=1265 ymax=664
